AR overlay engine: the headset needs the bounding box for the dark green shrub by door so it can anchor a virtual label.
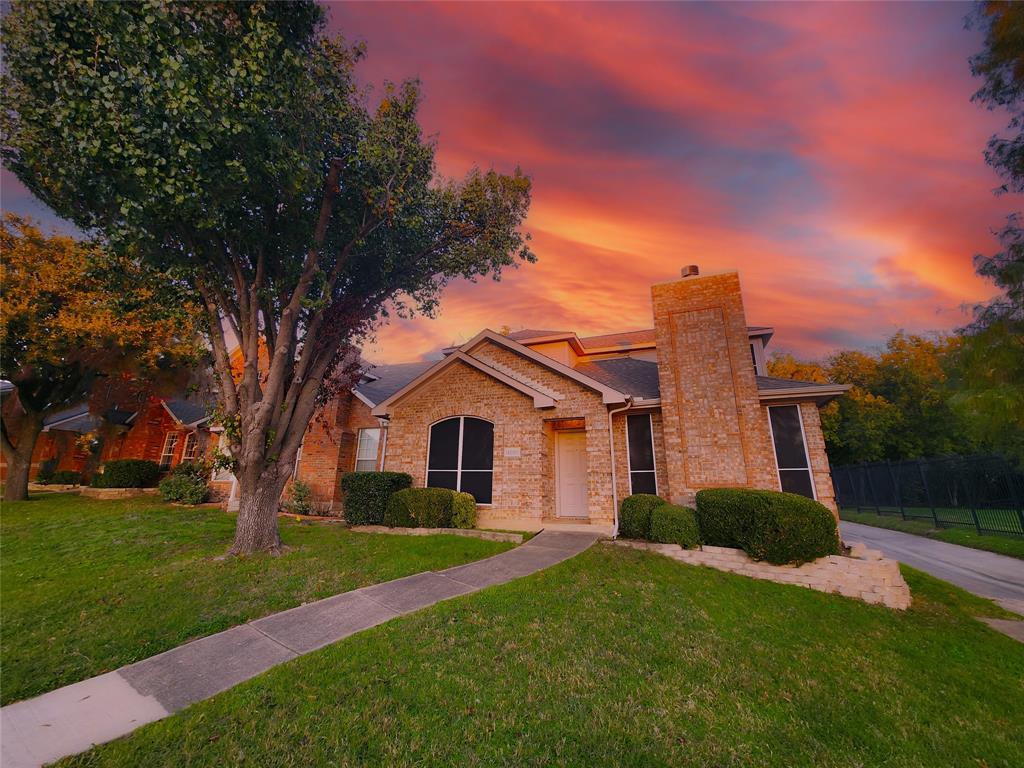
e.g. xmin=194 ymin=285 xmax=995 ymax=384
xmin=650 ymin=504 xmax=700 ymax=549
xmin=340 ymin=471 xmax=413 ymax=525
xmin=619 ymin=493 xmax=665 ymax=540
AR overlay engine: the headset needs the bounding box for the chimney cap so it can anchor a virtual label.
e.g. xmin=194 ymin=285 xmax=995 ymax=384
xmin=680 ymin=264 xmax=700 ymax=278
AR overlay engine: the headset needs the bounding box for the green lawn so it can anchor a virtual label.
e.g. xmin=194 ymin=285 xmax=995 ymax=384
xmin=60 ymin=546 xmax=1023 ymax=768
xmin=841 ymin=508 xmax=1024 ymax=560
xmin=0 ymin=492 xmax=513 ymax=705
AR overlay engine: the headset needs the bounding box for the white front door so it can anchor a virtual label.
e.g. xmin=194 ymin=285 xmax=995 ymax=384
xmin=556 ymin=431 xmax=588 ymax=518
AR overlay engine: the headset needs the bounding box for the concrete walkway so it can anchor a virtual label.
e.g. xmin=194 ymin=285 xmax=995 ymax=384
xmin=1 ymin=530 xmax=599 ymax=768
xmin=841 ymin=521 xmax=1024 ymax=614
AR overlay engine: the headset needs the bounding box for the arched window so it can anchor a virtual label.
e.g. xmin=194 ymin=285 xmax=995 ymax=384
xmin=427 ymin=417 xmax=493 ymax=504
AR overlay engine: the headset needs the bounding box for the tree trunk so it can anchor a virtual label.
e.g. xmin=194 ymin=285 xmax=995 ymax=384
xmin=229 ymin=469 xmax=289 ymax=555
xmin=2 ymin=414 xmax=43 ymax=502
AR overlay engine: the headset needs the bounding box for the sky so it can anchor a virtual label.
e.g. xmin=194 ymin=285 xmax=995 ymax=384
xmin=1 ymin=1 xmax=1016 ymax=363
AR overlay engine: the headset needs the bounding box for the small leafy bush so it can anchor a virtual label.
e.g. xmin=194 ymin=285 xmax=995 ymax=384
xmin=35 ymin=458 xmax=57 ymax=484
xmin=619 ymin=493 xmax=665 ymax=540
xmin=695 ymin=488 xmax=840 ymax=565
xmin=650 ymin=504 xmax=700 ymax=549
xmin=158 ymin=461 xmax=210 ymax=504
xmin=283 ymin=479 xmax=314 ymax=516
xmin=50 ymin=470 xmax=82 ymax=485
xmin=384 ymin=487 xmax=455 ymax=528
xmin=92 ymin=459 xmax=160 ymax=488
xmin=340 ymin=471 xmax=413 ymax=525
xmin=451 ymin=491 xmax=477 ymax=529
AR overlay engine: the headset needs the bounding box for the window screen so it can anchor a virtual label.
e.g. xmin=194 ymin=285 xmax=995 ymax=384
xmin=627 ymin=414 xmax=657 ymax=495
xmin=768 ymin=405 xmax=815 ymax=499
xmin=426 ymin=417 xmax=493 ymax=504
xmin=355 ymin=428 xmax=380 ymax=472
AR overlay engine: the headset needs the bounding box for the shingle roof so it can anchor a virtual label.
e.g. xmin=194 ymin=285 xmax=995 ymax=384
xmin=574 ymin=358 xmax=661 ymax=400
xmin=755 ymin=375 xmax=840 ymax=392
xmin=579 ymin=329 xmax=656 ymax=349
xmin=504 ymin=329 xmax=574 ymax=341
xmin=164 ymin=399 xmax=209 ymax=426
xmin=355 ymin=361 xmax=437 ymax=406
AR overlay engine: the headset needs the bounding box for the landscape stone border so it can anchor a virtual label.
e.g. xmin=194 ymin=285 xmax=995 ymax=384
xmin=350 ymin=524 xmax=524 ymax=543
xmin=79 ymin=487 xmax=160 ymax=500
xmin=608 ymin=539 xmax=912 ymax=609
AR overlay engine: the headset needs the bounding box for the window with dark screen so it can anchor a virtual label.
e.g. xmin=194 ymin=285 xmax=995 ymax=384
xmin=626 ymin=413 xmax=657 ymax=495
xmin=426 ymin=417 xmax=493 ymax=503
xmin=768 ymin=405 xmax=815 ymax=499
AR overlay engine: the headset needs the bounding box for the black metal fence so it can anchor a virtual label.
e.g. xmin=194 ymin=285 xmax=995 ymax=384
xmin=832 ymin=454 xmax=1024 ymax=537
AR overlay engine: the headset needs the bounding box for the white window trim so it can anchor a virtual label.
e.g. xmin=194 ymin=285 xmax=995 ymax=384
xmin=625 ymin=413 xmax=658 ymax=495
xmin=159 ymin=431 xmax=179 ymax=471
xmin=354 ymin=427 xmax=381 ymax=472
xmin=181 ymin=432 xmax=198 ymax=462
xmin=750 ymin=339 xmax=767 ymax=376
xmin=424 ymin=416 xmax=494 ymax=505
xmin=766 ymin=404 xmax=816 ymax=500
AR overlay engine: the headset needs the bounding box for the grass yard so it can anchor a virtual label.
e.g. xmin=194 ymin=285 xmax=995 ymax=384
xmin=60 ymin=546 xmax=1023 ymax=768
xmin=841 ymin=508 xmax=1024 ymax=560
xmin=0 ymin=492 xmax=513 ymax=705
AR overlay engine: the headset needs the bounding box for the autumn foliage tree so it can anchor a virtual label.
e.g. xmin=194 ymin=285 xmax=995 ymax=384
xmin=0 ymin=215 xmax=199 ymax=501
xmin=1 ymin=2 xmax=533 ymax=553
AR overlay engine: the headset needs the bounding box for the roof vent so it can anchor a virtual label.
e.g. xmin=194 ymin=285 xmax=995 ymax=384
xmin=680 ymin=264 xmax=700 ymax=278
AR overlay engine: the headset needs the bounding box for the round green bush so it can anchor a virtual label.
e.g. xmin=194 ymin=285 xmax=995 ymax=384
xmin=650 ymin=504 xmax=700 ymax=549
xmin=340 ymin=471 xmax=413 ymax=525
xmin=695 ymin=488 xmax=840 ymax=565
xmin=618 ymin=493 xmax=665 ymax=540
xmin=451 ymin=492 xmax=477 ymax=529
xmin=384 ymin=487 xmax=455 ymax=528
xmin=158 ymin=461 xmax=210 ymax=505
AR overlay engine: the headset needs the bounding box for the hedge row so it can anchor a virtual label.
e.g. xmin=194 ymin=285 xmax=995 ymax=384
xmin=92 ymin=459 xmax=160 ymax=488
xmin=341 ymin=472 xmax=477 ymax=530
xmin=619 ymin=494 xmax=700 ymax=549
xmin=619 ymin=487 xmax=840 ymax=565
xmin=695 ymin=488 xmax=840 ymax=565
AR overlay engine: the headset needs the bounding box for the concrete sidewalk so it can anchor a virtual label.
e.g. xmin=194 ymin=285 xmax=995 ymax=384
xmin=1 ymin=530 xmax=600 ymax=768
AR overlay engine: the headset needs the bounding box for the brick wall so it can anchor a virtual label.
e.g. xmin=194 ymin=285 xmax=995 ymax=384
xmin=652 ymin=271 xmax=779 ymax=506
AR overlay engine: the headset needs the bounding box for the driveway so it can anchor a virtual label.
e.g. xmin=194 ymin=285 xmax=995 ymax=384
xmin=841 ymin=521 xmax=1024 ymax=614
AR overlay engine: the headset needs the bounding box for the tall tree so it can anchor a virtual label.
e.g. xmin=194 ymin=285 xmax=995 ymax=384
xmin=1 ymin=2 xmax=533 ymax=553
xmin=961 ymin=1 xmax=1024 ymax=462
xmin=0 ymin=215 xmax=198 ymax=500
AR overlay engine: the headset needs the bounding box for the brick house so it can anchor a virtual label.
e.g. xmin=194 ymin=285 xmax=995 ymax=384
xmin=288 ymin=267 xmax=848 ymax=533
xmin=0 ymin=394 xmax=214 ymax=484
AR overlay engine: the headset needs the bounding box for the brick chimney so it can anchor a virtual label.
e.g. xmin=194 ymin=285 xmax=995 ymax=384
xmin=650 ymin=269 xmax=776 ymax=505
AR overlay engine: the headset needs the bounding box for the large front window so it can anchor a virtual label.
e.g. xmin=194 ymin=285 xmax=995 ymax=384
xmin=626 ymin=414 xmax=657 ymax=494
xmin=427 ymin=417 xmax=493 ymax=504
xmin=768 ymin=405 xmax=815 ymax=499
xmin=355 ymin=428 xmax=380 ymax=472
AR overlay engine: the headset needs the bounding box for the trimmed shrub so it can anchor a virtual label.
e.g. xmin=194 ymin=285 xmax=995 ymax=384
xmin=384 ymin=487 xmax=455 ymax=528
xmin=92 ymin=459 xmax=160 ymax=488
xmin=158 ymin=461 xmax=210 ymax=504
xmin=650 ymin=504 xmax=700 ymax=549
xmin=35 ymin=458 xmax=57 ymax=484
xmin=340 ymin=471 xmax=413 ymax=525
xmin=693 ymin=488 xmax=758 ymax=549
xmin=695 ymin=488 xmax=840 ymax=565
xmin=451 ymin=492 xmax=477 ymax=529
xmin=50 ymin=470 xmax=82 ymax=486
xmin=619 ymin=493 xmax=665 ymax=540
xmin=282 ymin=479 xmax=314 ymax=516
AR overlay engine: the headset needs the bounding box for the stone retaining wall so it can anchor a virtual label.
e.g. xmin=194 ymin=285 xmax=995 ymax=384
xmin=609 ymin=539 xmax=911 ymax=609
xmin=350 ymin=525 xmax=524 ymax=543
xmin=80 ymin=487 xmax=160 ymax=500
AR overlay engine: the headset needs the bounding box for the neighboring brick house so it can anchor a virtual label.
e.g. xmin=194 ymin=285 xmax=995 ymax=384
xmin=0 ymin=394 xmax=214 ymax=484
xmin=289 ymin=267 xmax=848 ymax=533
